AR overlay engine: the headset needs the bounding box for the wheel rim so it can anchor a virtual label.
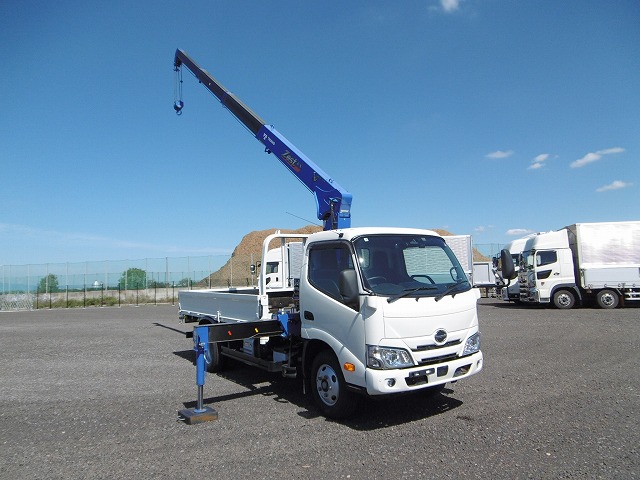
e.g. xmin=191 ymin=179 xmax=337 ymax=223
xmin=557 ymin=293 xmax=571 ymax=307
xmin=315 ymin=363 xmax=340 ymax=407
xmin=600 ymin=292 xmax=616 ymax=307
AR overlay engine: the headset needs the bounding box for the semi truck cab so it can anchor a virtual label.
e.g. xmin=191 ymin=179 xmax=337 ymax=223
xmin=519 ymin=230 xmax=577 ymax=306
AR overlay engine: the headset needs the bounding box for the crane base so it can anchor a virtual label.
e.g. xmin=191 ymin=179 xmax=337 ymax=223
xmin=178 ymin=406 xmax=218 ymax=425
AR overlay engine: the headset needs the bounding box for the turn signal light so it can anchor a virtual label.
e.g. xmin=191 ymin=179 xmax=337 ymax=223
xmin=343 ymin=363 xmax=355 ymax=372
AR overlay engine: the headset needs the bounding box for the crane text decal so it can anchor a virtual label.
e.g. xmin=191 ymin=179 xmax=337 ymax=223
xmin=281 ymin=150 xmax=302 ymax=172
xmin=262 ymin=133 xmax=276 ymax=147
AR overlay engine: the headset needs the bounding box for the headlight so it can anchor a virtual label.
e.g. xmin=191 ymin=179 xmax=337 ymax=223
xmin=462 ymin=332 xmax=481 ymax=356
xmin=367 ymin=345 xmax=413 ymax=369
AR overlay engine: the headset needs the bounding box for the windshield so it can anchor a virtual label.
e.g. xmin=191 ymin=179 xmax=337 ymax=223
xmin=353 ymin=234 xmax=470 ymax=299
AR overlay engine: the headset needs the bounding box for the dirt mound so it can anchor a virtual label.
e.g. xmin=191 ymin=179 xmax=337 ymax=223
xmin=202 ymin=225 xmax=322 ymax=287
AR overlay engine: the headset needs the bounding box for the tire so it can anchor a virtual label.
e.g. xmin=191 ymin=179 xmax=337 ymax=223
xmin=310 ymin=350 xmax=359 ymax=419
xmin=553 ymin=289 xmax=576 ymax=309
xmin=596 ymin=289 xmax=619 ymax=309
xmin=199 ymin=320 xmax=225 ymax=373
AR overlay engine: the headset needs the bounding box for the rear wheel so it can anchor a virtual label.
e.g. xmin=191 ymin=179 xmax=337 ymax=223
xmin=310 ymin=350 xmax=359 ymax=419
xmin=596 ymin=289 xmax=619 ymax=309
xmin=553 ymin=289 xmax=576 ymax=309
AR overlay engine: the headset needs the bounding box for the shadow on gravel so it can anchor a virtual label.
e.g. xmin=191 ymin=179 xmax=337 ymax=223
xmin=175 ymin=350 xmax=464 ymax=430
xmin=153 ymin=322 xmax=190 ymax=335
xmin=334 ymin=389 xmax=464 ymax=431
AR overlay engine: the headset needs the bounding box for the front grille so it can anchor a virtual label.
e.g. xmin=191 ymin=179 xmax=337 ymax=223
xmin=417 ymin=353 xmax=458 ymax=366
xmin=414 ymin=339 xmax=461 ymax=352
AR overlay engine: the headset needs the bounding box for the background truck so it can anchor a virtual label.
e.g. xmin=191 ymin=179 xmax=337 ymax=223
xmin=444 ymin=234 xmax=500 ymax=292
xmin=512 ymin=221 xmax=640 ymax=309
xmin=496 ymin=234 xmax=540 ymax=302
xmin=257 ymin=240 xmax=304 ymax=290
xmin=173 ymin=49 xmax=483 ymax=418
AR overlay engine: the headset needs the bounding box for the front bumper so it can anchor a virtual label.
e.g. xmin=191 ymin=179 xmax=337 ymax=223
xmin=364 ymin=351 xmax=483 ymax=395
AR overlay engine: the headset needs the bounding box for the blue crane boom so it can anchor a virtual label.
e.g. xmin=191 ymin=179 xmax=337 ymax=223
xmin=173 ymin=49 xmax=352 ymax=230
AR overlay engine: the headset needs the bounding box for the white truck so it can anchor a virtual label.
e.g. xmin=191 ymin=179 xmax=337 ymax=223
xmin=515 ymin=221 xmax=640 ymax=309
xmin=179 ymin=230 xmax=483 ymax=418
xmin=173 ymin=49 xmax=483 ymax=419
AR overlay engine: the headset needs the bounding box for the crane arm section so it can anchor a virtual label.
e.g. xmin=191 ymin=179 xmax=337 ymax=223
xmin=174 ymin=49 xmax=352 ymax=230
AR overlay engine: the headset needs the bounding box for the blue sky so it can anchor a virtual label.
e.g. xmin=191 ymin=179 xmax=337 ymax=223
xmin=1 ymin=0 xmax=638 ymax=265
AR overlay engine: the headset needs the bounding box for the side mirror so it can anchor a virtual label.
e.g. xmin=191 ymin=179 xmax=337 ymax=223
xmin=338 ymin=269 xmax=360 ymax=310
xmin=500 ymin=249 xmax=516 ymax=280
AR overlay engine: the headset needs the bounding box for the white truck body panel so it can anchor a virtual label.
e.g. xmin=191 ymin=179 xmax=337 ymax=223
xmin=443 ymin=234 xmax=498 ymax=288
xmin=570 ymin=222 xmax=640 ymax=290
xmin=582 ymin=267 xmax=640 ymax=288
xmin=179 ymin=288 xmax=266 ymax=322
xmin=472 ymin=261 xmax=496 ymax=287
xmin=443 ymin=235 xmax=473 ymax=281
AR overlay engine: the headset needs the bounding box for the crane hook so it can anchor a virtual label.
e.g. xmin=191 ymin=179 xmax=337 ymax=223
xmin=174 ymin=100 xmax=184 ymax=115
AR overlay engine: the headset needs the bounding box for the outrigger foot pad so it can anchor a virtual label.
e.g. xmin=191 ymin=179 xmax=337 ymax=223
xmin=178 ymin=406 xmax=218 ymax=425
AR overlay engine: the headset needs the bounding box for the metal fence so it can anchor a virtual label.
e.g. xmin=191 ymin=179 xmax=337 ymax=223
xmin=0 ymin=253 xmax=259 ymax=311
xmin=0 ymin=243 xmax=505 ymax=311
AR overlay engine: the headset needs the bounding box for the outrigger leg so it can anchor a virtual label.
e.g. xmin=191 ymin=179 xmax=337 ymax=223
xmin=178 ymin=325 xmax=218 ymax=424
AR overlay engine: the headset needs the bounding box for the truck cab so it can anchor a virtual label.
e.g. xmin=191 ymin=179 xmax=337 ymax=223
xmin=519 ymin=230 xmax=577 ymax=307
xmin=298 ymin=228 xmax=482 ymax=414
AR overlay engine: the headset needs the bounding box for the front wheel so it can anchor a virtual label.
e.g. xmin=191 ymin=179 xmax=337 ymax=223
xmin=596 ymin=289 xmax=619 ymax=309
xmin=553 ymin=289 xmax=576 ymax=309
xmin=310 ymin=350 xmax=359 ymax=419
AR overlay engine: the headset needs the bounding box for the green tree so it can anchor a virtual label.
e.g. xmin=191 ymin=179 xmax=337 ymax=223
xmin=38 ymin=274 xmax=60 ymax=293
xmin=119 ymin=268 xmax=147 ymax=290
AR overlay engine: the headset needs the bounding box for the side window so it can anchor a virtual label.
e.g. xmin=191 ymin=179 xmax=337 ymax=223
xmin=536 ymin=251 xmax=557 ymax=267
xmin=308 ymin=243 xmax=353 ymax=301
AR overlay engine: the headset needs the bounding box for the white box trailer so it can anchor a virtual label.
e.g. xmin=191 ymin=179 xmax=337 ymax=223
xmin=568 ymin=222 xmax=640 ymax=288
xmin=443 ymin=235 xmax=473 ymax=281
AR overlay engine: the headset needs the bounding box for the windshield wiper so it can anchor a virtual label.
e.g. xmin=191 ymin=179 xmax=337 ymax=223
xmin=434 ymin=281 xmax=470 ymax=302
xmin=387 ymin=286 xmax=438 ymax=303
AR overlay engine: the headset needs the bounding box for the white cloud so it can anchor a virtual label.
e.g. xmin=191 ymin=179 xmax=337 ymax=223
xmin=528 ymin=153 xmax=553 ymax=170
xmin=596 ymin=180 xmax=633 ymax=192
xmin=441 ymin=0 xmax=462 ymax=12
xmin=486 ymin=150 xmax=514 ymax=159
xmin=570 ymin=147 xmax=625 ymax=168
xmin=506 ymin=228 xmax=534 ymax=236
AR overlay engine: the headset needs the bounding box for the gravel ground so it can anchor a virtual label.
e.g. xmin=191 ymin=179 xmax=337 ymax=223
xmin=0 ymin=299 xmax=638 ymax=479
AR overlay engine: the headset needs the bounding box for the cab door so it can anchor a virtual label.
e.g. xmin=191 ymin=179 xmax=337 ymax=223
xmin=534 ymin=249 xmax=565 ymax=299
xmin=299 ymin=241 xmax=365 ymax=374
